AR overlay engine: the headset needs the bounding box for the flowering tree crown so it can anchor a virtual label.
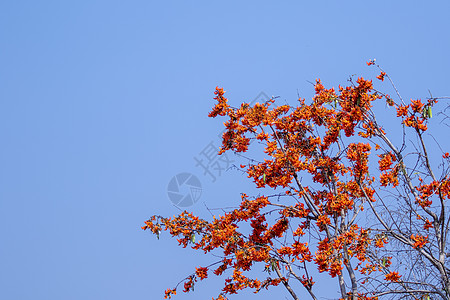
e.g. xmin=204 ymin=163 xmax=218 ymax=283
xmin=143 ymin=62 xmax=450 ymax=300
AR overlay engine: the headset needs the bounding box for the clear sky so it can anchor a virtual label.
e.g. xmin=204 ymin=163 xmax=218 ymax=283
xmin=1 ymin=1 xmax=449 ymax=300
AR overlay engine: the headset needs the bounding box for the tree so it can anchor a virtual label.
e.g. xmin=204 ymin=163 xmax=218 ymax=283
xmin=143 ymin=61 xmax=450 ymax=300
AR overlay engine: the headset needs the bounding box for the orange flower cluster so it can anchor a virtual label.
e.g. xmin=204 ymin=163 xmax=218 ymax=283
xmin=374 ymin=235 xmax=388 ymax=248
xmin=377 ymin=152 xmax=400 ymax=187
xmin=385 ymin=271 xmax=401 ymax=282
xmin=410 ymin=234 xmax=428 ymax=249
xmin=208 ymin=87 xmax=229 ymax=118
xmin=300 ymin=275 xmax=315 ymax=289
xmin=347 ymin=143 xmax=371 ymax=181
xmin=195 ymin=267 xmax=208 ymax=280
xmin=314 ymin=227 xmax=371 ymax=279
xmin=415 ymin=180 xmax=439 ymax=208
xmin=395 ymin=98 xmax=437 ymax=132
xmin=423 ymin=219 xmax=433 ymax=231
xmin=378 ymin=152 xmax=396 ymax=172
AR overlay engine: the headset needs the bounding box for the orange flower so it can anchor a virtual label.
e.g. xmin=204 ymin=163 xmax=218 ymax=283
xmin=376 ymin=71 xmax=386 ymax=81
xmin=410 ymin=99 xmax=424 ymax=113
xmin=410 ymin=234 xmax=428 ymax=249
xmin=385 ymin=271 xmax=401 ymax=282
xmin=423 ymin=219 xmax=433 ymax=231
xmin=196 ymin=267 xmax=209 ymax=280
xmin=300 ymin=275 xmax=315 ymax=288
xmin=385 ymin=94 xmax=394 ymax=106
xmin=396 ymin=105 xmax=409 ymax=117
xmin=374 ymin=236 xmax=388 ymax=248
xmin=164 ymin=288 xmax=177 ymax=299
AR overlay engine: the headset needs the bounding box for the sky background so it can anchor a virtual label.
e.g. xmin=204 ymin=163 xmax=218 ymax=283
xmin=1 ymin=1 xmax=449 ymax=299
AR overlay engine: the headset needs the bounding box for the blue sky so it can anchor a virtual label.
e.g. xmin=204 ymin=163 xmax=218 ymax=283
xmin=1 ymin=1 xmax=449 ymax=299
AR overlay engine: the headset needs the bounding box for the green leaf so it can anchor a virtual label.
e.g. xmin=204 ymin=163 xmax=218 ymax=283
xmin=271 ymin=260 xmax=277 ymax=271
xmin=427 ymin=106 xmax=432 ymax=118
xmin=263 ymin=173 xmax=266 ymax=183
xmin=190 ymin=233 xmax=196 ymax=243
